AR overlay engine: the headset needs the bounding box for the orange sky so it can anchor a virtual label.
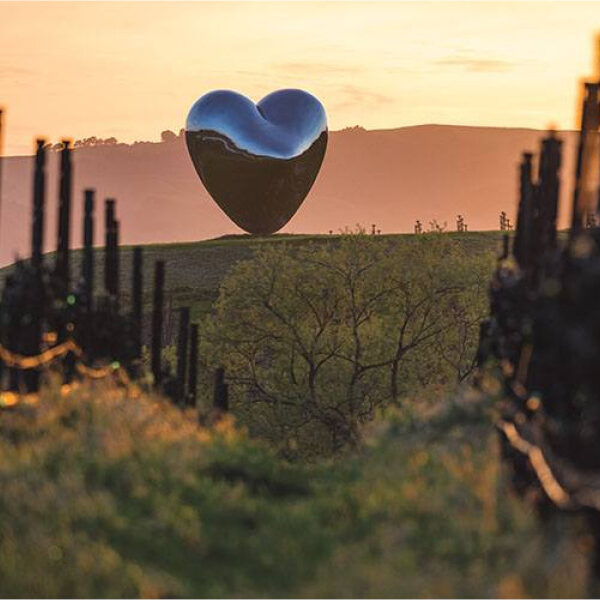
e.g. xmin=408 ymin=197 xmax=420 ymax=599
xmin=0 ymin=1 xmax=599 ymax=155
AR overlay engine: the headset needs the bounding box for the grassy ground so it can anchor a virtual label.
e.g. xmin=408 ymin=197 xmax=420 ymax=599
xmin=0 ymin=380 xmax=589 ymax=598
xmin=1 ymin=231 xmax=504 ymax=323
xmin=2 ymin=231 xmax=587 ymax=598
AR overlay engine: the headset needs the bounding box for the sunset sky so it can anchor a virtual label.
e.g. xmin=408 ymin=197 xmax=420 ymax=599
xmin=1 ymin=1 xmax=599 ymax=155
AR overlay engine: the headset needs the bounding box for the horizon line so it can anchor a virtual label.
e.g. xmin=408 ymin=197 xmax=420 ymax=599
xmin=2 ymin=121 xmax=577 ymax=158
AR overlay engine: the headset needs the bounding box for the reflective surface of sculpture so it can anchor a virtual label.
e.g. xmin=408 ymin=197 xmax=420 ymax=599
xmin=185 ymin=89 xmax=327 ymax=235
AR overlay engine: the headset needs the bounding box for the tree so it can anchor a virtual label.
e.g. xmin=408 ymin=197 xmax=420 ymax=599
xmin=201 ymin=232 xmax=490 ymax=456
xmin=73 ymin=136 xmax=118 ymax=148
xmin=161 ymin=130 xmax=178 ymax=143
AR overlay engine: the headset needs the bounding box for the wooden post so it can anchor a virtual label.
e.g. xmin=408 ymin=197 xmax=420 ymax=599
xmin=132 ymin=246 xmax=143 ymax=358
xmin=176 ymin=306 xmax=190 ymax=404
xmin=26 ymin=140 xmax=46 ymax=393
xmin=151 ymin=260 xmax=165 ymax=388
xmin=571 ymin=83 xmax=600 ymax=236
xmin=31 ymin=139 xmax=46 ymax=270
xmin=55 ymin=139 xmax=72 ymax=291
xmin=113 ymin=218 xmax=120 ymax=304
xmin=537 ymin=133 xmax=562 ymax=255
xmin=3 ymin=274 xmax=16 ymax=390
xmin=104 ymin=199 xmax=115 ymax=295
xmin=187 ymin=323 xmax=199 ymax=406
xmin=514 ymin=153 xmax=534 ymax=270
xmin=0 ymin=108 xmax=4 ymax=247
xmin=104 ymin=199 xmax=119 ymax=302
xmin=82 ymin=189 xmax=94 ymax=312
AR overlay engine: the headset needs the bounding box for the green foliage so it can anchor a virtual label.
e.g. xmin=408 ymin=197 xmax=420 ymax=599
xmin=0 ymin=231 xmax=502 ymax=324
xmin=2 ymin=232 xmax=582 ymax=598
xmin=0 ymin=382 xmax=338 ymax=598
xmin=0 ymin=382 xmax=588 ymax=598
xmin=305 ymin=386 xmax=589 ymax=599
xmin=200 ymin=232 xmax=491 ymax=457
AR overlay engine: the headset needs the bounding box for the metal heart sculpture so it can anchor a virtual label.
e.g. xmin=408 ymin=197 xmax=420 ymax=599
xmin=185 ymin=89 xmax=327 ymax=235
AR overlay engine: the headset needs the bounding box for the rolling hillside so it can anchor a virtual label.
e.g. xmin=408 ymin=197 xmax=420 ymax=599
xmin=0 ymin=125 xmax=575 ymax=265
xmin=1 ymin=231 xmax=503 ymax=326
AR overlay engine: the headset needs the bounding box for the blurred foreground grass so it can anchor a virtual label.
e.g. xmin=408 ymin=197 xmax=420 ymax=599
xmin=0 ymin=380 xmax=590 ymax=598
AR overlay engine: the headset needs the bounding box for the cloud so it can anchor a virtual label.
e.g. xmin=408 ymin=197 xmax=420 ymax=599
xmin=0 ymin=65 xmax=35 ymax=81
xmin=273 ymin=62 xmax=365 ymax=76
xmin=332 ymin=84 xmax=396 ymax=111
xmin=433 ymin=55 xmax=514 ymax=73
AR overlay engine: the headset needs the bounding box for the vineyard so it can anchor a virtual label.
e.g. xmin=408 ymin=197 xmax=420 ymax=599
xmin=0 ymin=131 xmax=228 ymax=414
xmin=2 ymin=39 xmax=600 ymax=600
xmin=477 ymin=69 xmax=600 ymax=593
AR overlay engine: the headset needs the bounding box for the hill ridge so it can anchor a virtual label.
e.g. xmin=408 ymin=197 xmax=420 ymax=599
xmin=0 ymin=124 xmax=576 ymax=265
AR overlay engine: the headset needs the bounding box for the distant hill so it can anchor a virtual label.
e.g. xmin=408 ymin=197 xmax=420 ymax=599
xmin=0 ymin=124 xmax=576 ymax=265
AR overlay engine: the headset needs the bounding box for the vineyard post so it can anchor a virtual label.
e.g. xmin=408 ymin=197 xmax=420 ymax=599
xmin=55 ymin=139 xmax=72 ymax=293
xmin=537 ymin=134 xmax=562 ymax=255
xmin=570 ymin=82 xmax=600 ymax=236
xmin=104 ymin=199 xmax=114 ymax=296
xmin=151 ymin=260 xmax=165 ymax=388
xmin=113 ymin=217 xmax=120 ymax=309
xmin=597 ymin=89 xmax=600 ymax=218
xmin=82 ymin=190 xmax=94 ymax=313
xmin=187 ymin=323 xmax=198 ymax=407
xmin=25 ymin=139 xmax=47 ymax=392
xmin=0 ymin=108 xmax=4 ymax=246
xmin=132 ymin=246 xmax=143 ymax=359
xmin=31 ymin=140 xmax=46 ymax=270
xmin=104 ymin=199 xmax=120 ymax=302
xmin=176 ymin=306 xmax=190 ymax=404
xmin=6 ymin=272 xmax=19 ymax=392
xmin=514 ymin=152 xmax=534 ymax=270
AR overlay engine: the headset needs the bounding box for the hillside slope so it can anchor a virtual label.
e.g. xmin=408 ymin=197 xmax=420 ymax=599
xmin=0 ymin=125 xmax=575 ymax=264
xmin=1 ymin=232 xmax=503 ymax=325
xmin=0 ymin=380 xmax=587 ymax=598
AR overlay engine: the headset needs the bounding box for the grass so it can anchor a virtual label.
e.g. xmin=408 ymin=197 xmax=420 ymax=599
xmin=0 ymin=379 xmax=591 ymax=598
xmin=1 ymin=230 xmax=505 ymax=323
xmin=2 ymin=231 xmax=588 ymax=598
xmin=0 ymin=380 xmax=334 ymax=597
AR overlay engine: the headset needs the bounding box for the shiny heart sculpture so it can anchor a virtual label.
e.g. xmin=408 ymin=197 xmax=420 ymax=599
xmin=185 ymin=89 xmax=327 ymax=235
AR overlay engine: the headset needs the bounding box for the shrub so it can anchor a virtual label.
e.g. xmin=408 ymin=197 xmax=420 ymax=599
xmin=200 ymin=232 xmax=491 ymax=457
xmin=0 ymin=381 xmax=587 ymax=598
xmin=0 ymin=381 xmax=340 ymax=597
